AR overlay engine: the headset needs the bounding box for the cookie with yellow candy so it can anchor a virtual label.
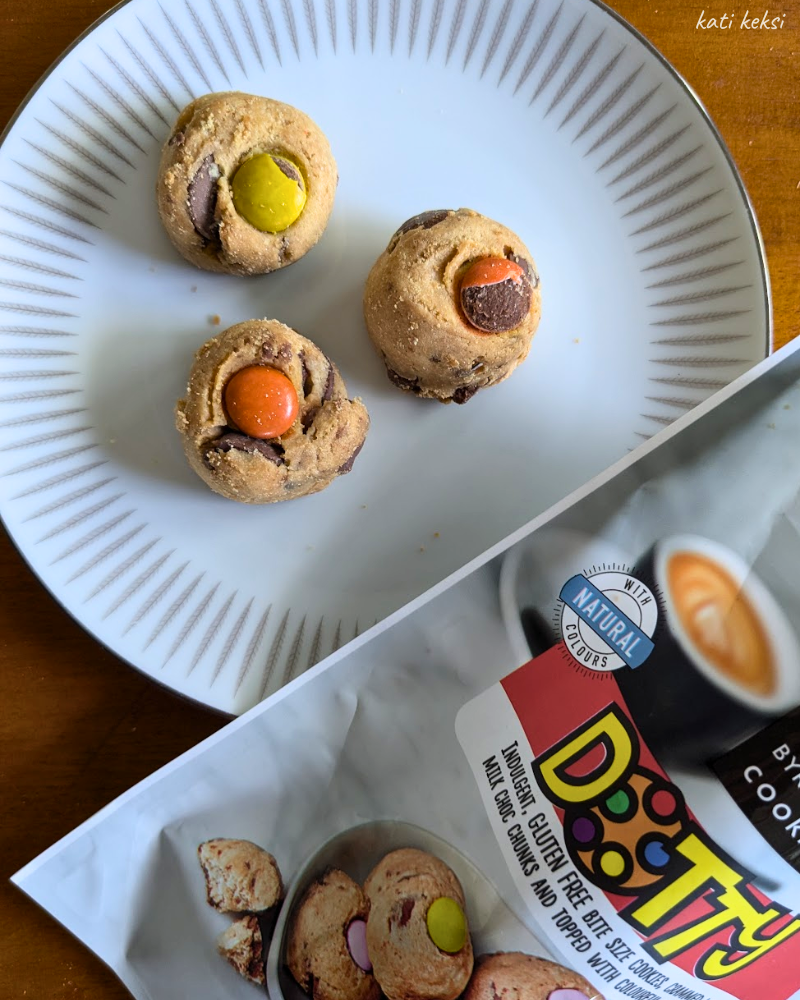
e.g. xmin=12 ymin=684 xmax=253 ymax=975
xmin=364 ymin=848 xmax=473 ymax=1000
xmin=157 ymin=91 xmax=337 ymax=275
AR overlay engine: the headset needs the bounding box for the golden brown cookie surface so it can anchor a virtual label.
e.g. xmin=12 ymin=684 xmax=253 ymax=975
xmin=464 ymin=953 xmax=603 ymax=1000
xmin=363 ymin=209 xmax=541 ymax=404
xmin=197 ymin=838 xmax=283 ymax=913
xmin=176 ymin=320 xmax=369 ymax=504
xmin=157 ymin=91 xmax=337 ymax=274
xmin=286 ymin=868 xmax=381 ymax=1000
xmin=364 ymin=848 xmax=474 ymax=1000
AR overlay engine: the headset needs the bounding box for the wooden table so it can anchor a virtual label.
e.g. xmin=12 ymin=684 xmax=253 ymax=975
xmin=0 ymin=1 xmax=798 ymax=995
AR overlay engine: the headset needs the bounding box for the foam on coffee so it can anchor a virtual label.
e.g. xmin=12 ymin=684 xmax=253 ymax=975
xmin=667 ymin=552 xmax=776 ymax=697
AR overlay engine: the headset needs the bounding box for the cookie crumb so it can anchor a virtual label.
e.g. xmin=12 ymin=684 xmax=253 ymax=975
xmin=211 ymin=314 xmax=221 ymax=325
xmin=573 ymin=338 xmax=580 ymax=344
xmin=433 ymin=531 xmax=440 ymax=539
xmin=419 ymin=546 xmax=426 ymax=553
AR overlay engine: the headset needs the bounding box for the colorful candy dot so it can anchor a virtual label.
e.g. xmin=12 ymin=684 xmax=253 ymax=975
xmin=644 ymin=840 xmax=671 ymax=869
xmin=231 ymin=153 xmax=306 ymax=233
xmin=572 ymin=817 xmax=596 ymax=844
xmin=426 ymin=897 xmax=467 ymax=953
xmin=605 ymin=789 xmax=630 ymax=815
xmin=650 ymin=789 xmax=677 ymax=819
xmin=599 ymin=850 xmax=626 ymax=879
xmin=346 ymin=919 xmax=372 ymax=972
xmin=224 ymin=366 xmax=299 ymax=440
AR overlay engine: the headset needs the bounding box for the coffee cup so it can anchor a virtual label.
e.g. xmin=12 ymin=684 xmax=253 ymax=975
xmin=616 ymin=535 xmax=800 ymax=765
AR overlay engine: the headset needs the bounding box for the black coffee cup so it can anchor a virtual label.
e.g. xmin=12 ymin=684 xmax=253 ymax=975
xmin=615 ymin=535 xmax=800 ymax=766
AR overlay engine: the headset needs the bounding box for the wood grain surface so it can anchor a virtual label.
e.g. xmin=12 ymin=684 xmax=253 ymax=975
xmin=0 ymin=1 xmax=798 ymax=997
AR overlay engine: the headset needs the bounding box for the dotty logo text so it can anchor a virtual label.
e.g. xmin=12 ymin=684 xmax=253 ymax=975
xmin=533 ymin=705 xmax=800 ymax=980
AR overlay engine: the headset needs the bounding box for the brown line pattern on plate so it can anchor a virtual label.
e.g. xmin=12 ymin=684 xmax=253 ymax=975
xmin=2 ymin=442 xmax=96 ymax=477
xmin=24 ymin=476 xmax=114 ymax=521
xmin=83 ymin=537 xmax=159 ymax=601
xmin=102 ymin=45 xmax=173 ymax=124
xmin=574 ymin=63 xmax=641 ymax=141
xmin=0 ymin=407 xmax=86 ymax=429
xmin=514 ymin=0 xmax=561 ymax=93
xmin=461 ymin=0 xmax=487 ymax=68
xmin=529 ymin=12 xmax=584 ymax=103
xmin=37 ymin=493 xmax=123 ymax=543
xmin=280 ymin=615 xmax=307 ymax=687
xmin=560 ymin=45 xmax=623 ymax=127
xmin=136 ymin=19 xmax=196 ymax=98
xmin=598 ymin=105 xmax=675 ymax=170
xmin=145 ymin=572 xmax=203 ymax=650
xmin=0 ymin=228 xmax=88 ymax=260
xmin=212 ymin=0 xmax=248 ymax=71
xmin=124 ymin=561 xmax=188 ymax=635
xmin=614 ymin=146 xmax=703 ymax=200
xmin=235 ymin=605 xmax=272 ymax=692
xmin=67 ymin=82 xmax=147 ymax=151
xmin=24 ymin=139 xmax=116 ymax=198
xmin=163 ymin=580 xmax=219 ymax=665
xmin=481 ymin=0 xmax=513 ymax=77
xmin=427 ymin=0 xmax=445 ymax=58
xmin=630 ymin=190 xmax=723 ymax=235
xmin=235 ymin=0 xmax=264 ymax=65
xmin=259 ymin=608 xmax=291 ymax=698
xmin=51 ymin=509 xmax=134 ymax=563
xmin=82 ymin=65 xmax=157 ymax=139
xmin=48 ymin=101 xmax=135 ymax=167
xmin=1 ymin=425 xmax=89 ymax=452
xmin=650 ymin=285 xmax=751 ymax=307
xmin=0 ymin=254 xmax=81 ymax=280
xmin=3 ymin=182 xmax=99 ymax=230
xmin=12 ymin=459 xmax=105 ymax=499
xmin=103 ymin=549 xmax=174 ymax=620
xmin=184 ymin=0 xmax=231 ymax=81
xmin=188 ymin=590 xmax=236 ymax=675
xmin=544 ymin=23 xmax=599 ymax=113
xmin=499 ymin=0 xmax=539 ymax=86
xmin=211 ymin=597 xmax=252 ymax=684
xmin=621 ymin=167 xmax=712 ymax=215
xmin=66 ymin=523 xmax=145 ymax=582
xmin=159 ymin=4 xmax=214 ymax=89
xmin=257 ymin=0 xmax=283 ymax=63
xmin=281 ymin=0 xmax=301 ymax=56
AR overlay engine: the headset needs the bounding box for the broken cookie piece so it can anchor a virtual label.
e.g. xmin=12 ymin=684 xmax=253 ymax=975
xmin=217 ymin=914 xmax=267 ymax=985
xmin=198 ymin=838 xmax=283 ymax=913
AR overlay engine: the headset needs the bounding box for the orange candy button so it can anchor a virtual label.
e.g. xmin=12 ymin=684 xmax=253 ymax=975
xmin=460 ymin=257 xmax=525 ymax=290
xmin=224 ymin=366 xmax=299 ymax=440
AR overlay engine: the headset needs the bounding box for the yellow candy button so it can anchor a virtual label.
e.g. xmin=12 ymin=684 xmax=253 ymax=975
xmin=231 ymin=153 xmax=307 ymax=233
xmin=426 ymin=897 xmax=467 ymax=953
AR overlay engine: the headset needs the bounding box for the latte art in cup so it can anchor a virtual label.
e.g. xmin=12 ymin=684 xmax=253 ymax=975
xmin=667 ymin=552 xmax=776 ymax=697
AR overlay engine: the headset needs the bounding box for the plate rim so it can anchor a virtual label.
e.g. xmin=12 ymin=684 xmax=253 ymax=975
xmin=0 ymin=0 xmax=773 ymax=717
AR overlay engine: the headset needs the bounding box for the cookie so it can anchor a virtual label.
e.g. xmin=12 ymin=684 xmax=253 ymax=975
xmin=157 ymin=91 xmax=337 ymax=274
xmin=198 ymin=838 xmax=283 ymax=913
xmin=217 ymin=915 xmax=266 ymax=985
xmin=464 ymin=953 xmax=603 ymax=1000
xmin=364 ymin=848 xmax=473 ymax=1000
xmin=363 ymin=209 xmax=540 ymax=403
xmin=286 ymin=868 xmax=381 ymax=1000
xmin=176 ymin=320 xmax=369 ymax=504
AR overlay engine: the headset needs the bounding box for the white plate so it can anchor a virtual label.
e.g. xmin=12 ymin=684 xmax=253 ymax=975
xmin=0 ymin=0 xmax=769 ymax=714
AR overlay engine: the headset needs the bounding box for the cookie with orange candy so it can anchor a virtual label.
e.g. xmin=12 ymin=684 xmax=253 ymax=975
xmin=176 ymin=319 xmax=369 ymax=503
xmin=363 ymin=209 xmax=540 ymax=403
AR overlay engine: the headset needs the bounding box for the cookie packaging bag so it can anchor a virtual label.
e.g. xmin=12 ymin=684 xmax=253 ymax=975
xmin=13 ymin=341 xmax=800 ymax=1000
